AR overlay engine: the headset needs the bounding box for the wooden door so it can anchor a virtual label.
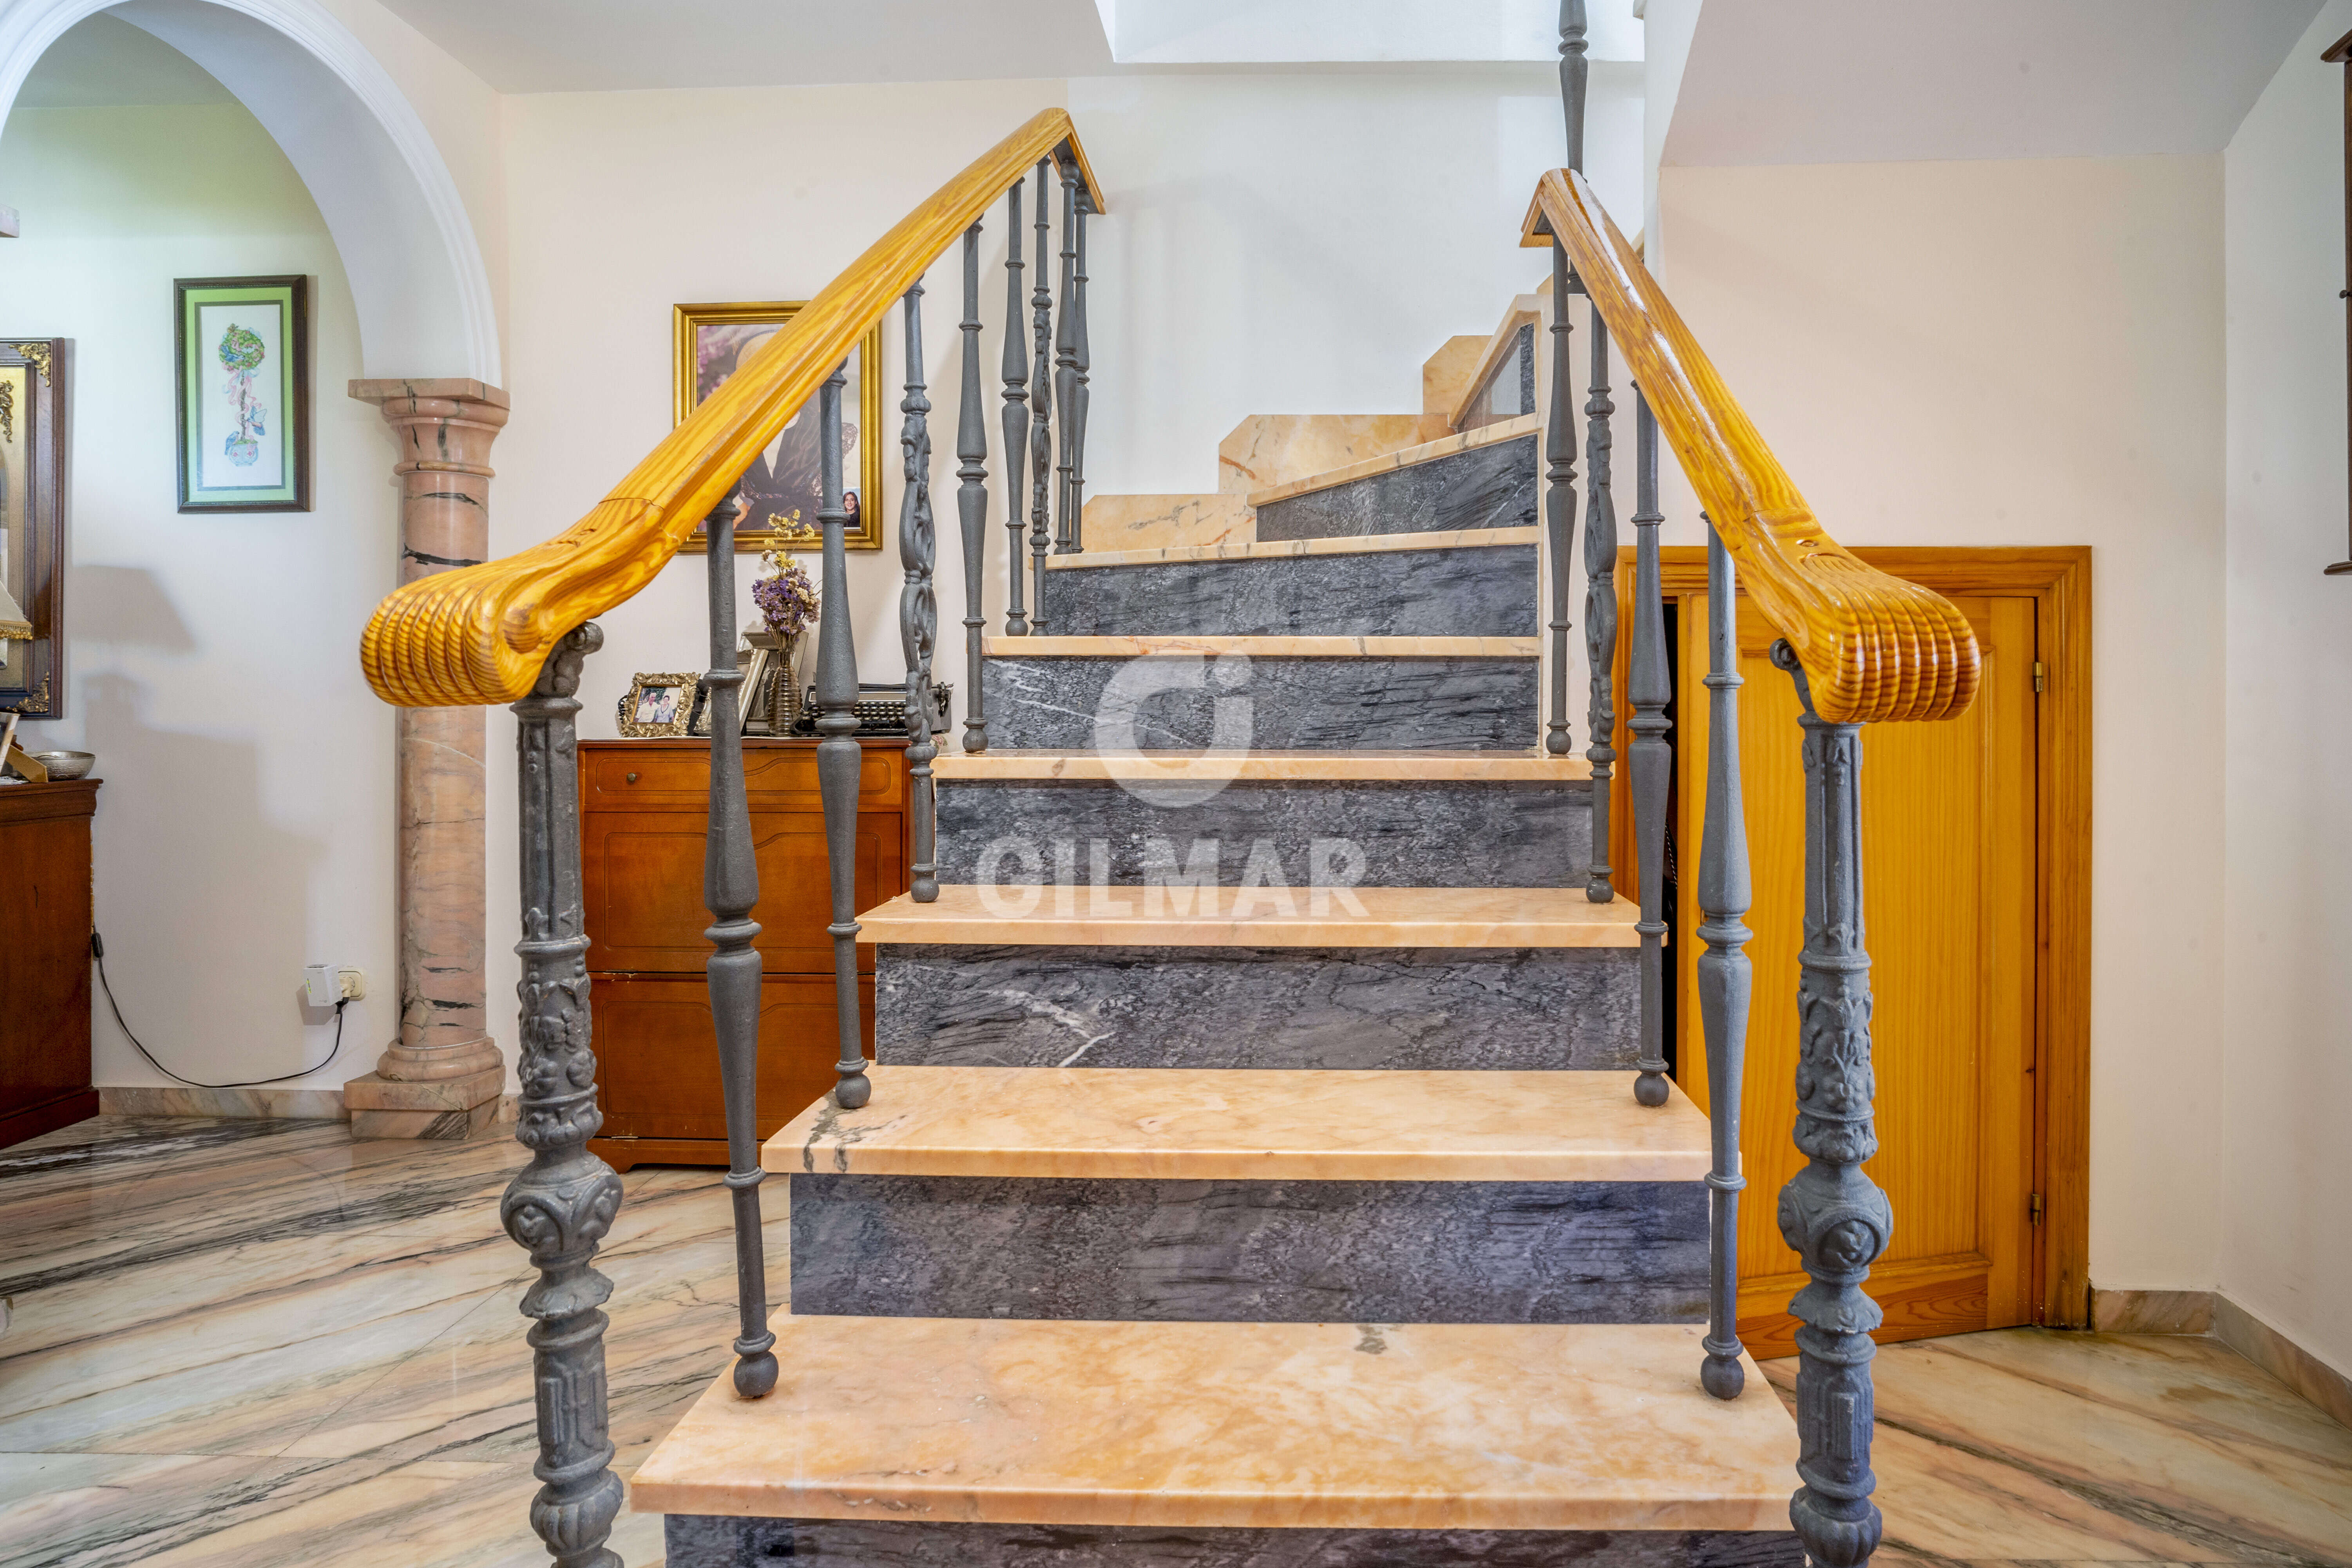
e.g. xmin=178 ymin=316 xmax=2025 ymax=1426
xmin=1675 ymin=592 xmax=2039 ymax=1356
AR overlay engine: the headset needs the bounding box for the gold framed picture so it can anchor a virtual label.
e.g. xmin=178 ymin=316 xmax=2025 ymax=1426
xmin=674 ymin=301 xmax=883 ymax=553
xmin=617 ymin=671 xmax=699 ymax=737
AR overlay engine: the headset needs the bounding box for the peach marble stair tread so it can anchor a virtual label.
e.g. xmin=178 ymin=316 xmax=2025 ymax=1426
xmin=1046 ymin=526 xmax=1540 ymax=570
xmin=935 ymin=748 xmax=1590 ymax=782
xmin=856 ymin=884 xmax=1640 ymax=948
xmin=1245 ymin=412 xmax=1542 ymax=509
xmin=982 ymin=634 xmax=1539 ymax=657
xmin=627 ymin=1317 xmax=1795 ymax=1530
xmin=766 ymin=1066 xmax=1710 ymax=1182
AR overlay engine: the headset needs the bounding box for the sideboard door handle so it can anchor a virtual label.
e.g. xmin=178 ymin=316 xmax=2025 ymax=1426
xmin=625 ymin=772 xmax=638 ymax=784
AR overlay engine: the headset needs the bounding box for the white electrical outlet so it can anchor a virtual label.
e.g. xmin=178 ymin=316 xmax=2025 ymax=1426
xmin=304 ymin=964 xmax=338 ymax=1009
xmin=337 ymin=967 xmax=367 ymax=1001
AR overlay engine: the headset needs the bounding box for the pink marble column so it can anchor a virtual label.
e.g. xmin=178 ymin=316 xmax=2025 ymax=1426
xmin=345 ymin=378 xmax=511 ymax=1138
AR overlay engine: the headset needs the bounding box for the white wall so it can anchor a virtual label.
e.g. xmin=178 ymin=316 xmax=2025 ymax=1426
xmin=1066 ymin=64 xmax=1640 ymax=496
xmin=0 ymin=100 xmax=398 ymax=1090
xmin=2220 ymin=0 xmax=2352 ymax=1380
xmin=1654 ymin=155 xmax=2230 ymax=1292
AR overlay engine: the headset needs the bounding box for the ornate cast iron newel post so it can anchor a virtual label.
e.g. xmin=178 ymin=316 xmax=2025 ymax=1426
xmin=1544 ymin=241 xmax=1577 ymax=756
xmin=505 ymin=621 xmax=625 ymax=1568
xmin=815 ymin=368 xmax=871 ymax=1109
xmin=1628 ymin=402 xmax=1671 ymax=1109
xmin=1582 ymin=320 xmax=1619 ymax=901
xmin=703 ymin=503 xmax=779 ymax=1401
xmin=958 ymin=222 xmax=991 ymax=749
xmin=1697 ymin=515 xmax=1752 ymax=1400
xmin=1771 ymin=639 xmax=1890 ymax=1566
xmin=899 ymin=283 xmax=940 ymax=902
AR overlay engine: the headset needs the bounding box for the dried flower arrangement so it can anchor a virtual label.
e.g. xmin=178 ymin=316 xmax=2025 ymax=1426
xmin=750 ymin=550 xmax=818 ymax=642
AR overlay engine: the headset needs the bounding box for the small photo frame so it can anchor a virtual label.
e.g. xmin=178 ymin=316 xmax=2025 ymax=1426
xmin=617 ymin=672 xmax=699 ymax=738
xmin=673 ymin=301 xmax=882 ymax=553
xmin=175 ymin=275 xmax=310 ymax=512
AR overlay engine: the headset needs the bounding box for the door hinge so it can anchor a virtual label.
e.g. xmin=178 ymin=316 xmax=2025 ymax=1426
xmin=2029 ymin=1192 xmax=2044 ymax=1226
xmin=2032 ymin=660 xmax=2046 ymax=694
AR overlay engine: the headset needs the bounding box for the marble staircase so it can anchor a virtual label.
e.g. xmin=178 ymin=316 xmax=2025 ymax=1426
xmin=633 ymin=351 xmax=1802 ymax=1564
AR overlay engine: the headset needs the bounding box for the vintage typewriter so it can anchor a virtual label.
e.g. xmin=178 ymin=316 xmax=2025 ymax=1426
xmin=784 ymin=681 xmax=952 ymax=737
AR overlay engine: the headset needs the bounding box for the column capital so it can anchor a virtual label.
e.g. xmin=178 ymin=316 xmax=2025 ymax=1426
xmin=349 ymin=377 xmax=509 ymax=409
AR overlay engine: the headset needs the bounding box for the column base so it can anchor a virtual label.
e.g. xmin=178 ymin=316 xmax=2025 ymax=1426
xmin=375 ymin=1035 xmax=503 ymax=1082
xmin=344 ymin=1064 xmax=507 ymax=1140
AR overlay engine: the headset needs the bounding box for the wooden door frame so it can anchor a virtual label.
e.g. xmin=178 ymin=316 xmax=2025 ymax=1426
xmin=1606 ymin=544 xmax=2092 ymax=1329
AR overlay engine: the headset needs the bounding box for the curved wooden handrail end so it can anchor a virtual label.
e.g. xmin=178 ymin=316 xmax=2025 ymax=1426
xmin=360 ymin=107 xmax=1103 ymax=710
xmin=1526 ymin=167 xmax=1979 ymax=726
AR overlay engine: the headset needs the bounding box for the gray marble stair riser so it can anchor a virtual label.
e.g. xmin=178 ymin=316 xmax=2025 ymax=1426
xmin=665 ymin=1518 xmax=1807 ymax=1568
xmin=982 ymin=655 xmax=1539 ymax=751
xmin=1253 ymin=435 xmax=1538 ymax=541
xmin=790 ymin=1175 xmax=1706 ymax=1325
xmin=1037 ymin=544 xmax=1538 ymax=638
xmin=876 ymin=945 xmax=1639 ymax=1070
xmin=934 ymin=779 xmax=1591 ymax=890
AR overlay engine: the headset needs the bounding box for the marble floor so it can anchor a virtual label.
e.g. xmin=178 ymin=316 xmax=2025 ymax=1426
xmin=2 ymin=1115 xmax=2348 ymax=1567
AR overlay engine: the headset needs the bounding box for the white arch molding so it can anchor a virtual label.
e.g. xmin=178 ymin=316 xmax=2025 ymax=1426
xmin=0 ymin=0 xmax=500 ymax=383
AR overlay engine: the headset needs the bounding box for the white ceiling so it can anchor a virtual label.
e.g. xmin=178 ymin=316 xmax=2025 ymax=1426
xmin=1099 ymin=1 xmax=1643 ymax=66
xmin=364 ymin=0 xmax=1115 ymax=93
xmin=13 ymin=13 xmax=230 ymax=107
xmin=1666 ymin=0 xmax=2324 ymax=165
xmin=359 ymin=0 xmax=1639 ymax=94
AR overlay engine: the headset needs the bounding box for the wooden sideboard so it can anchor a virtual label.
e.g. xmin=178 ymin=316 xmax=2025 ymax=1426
xmin=579 ymin=739 xmax=910 ymax=1170
xmin=1 ymin=779 xmax=100 ymax=1149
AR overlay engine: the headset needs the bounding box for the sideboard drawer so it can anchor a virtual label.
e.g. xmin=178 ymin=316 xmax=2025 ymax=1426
xmin=583 ymin=809 xmax=901 ymax=974
xmin=583 ymin=741 xmax=906 ymax=812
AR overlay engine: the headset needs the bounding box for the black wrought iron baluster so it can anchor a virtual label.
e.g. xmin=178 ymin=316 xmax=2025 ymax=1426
xmin=1770 ymin=638 xmax=1889 ymax=1568
xmin=701 ymin=502 xmax=779 ymax=1401
xmin=814 ymin=367 xmax=869 ymax=1109
xmin=899 ymin=283 xmax=938 ymax=903
xmin=958 ymin=222 xmax=990 ymax=750
xmin=1000 ymin=180 xmax=1030 ymax=637
xmin=1068 ymin=188 xmax=1092 ymax=554
xmin=503 ymin=620 xmax=625 ymax=1568
xmin=1028 ymin=159 xmax=1055 ymax=628
xmin=1628 ymin=397 xmax=1670 ymax=1110
xmin=1560 ymin=0 xmax=1589 ymax=172
xmin=1698 ymin=514 xmax=1752 ymax=1400
xmin=1053 ymin=157 xmax=1079 ymax=554
xmin=1544 ymin=240 xmax=1577 ymax=756
xmin=1582 ymin=321 xmax=1618 ymax=901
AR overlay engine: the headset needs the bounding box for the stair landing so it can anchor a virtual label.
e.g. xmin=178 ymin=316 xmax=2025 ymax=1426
xmin=629 ymin=1316 xmax=1794 ymax=1531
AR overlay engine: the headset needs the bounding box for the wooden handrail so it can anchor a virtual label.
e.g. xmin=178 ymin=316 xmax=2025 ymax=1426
xmin=361 ymin=109 xmax=1105 ymax=708
xmin=1523 ymin=168 xmax=1977 ymax=724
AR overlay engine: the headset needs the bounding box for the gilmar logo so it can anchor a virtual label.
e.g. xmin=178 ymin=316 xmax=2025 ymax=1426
xmin=972 ymin=646 xmax=1365 ymax=918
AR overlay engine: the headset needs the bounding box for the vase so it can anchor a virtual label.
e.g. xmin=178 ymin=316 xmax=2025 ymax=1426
xmin=770 ymin=633 xmax=803 ymax=733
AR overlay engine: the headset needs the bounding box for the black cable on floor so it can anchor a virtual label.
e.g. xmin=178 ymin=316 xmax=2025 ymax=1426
xmin=91 ymin=931 xmax=349 ymax=1090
